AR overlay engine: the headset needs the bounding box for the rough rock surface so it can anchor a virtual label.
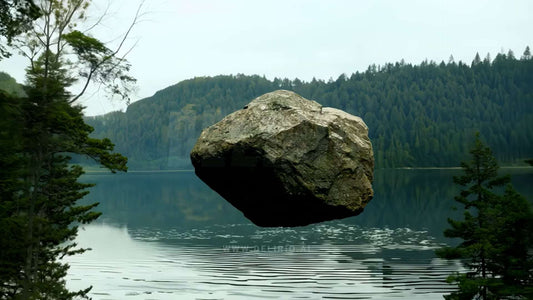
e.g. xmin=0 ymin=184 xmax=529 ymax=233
xmin=190 ymin=90 xmax=374 ymax=227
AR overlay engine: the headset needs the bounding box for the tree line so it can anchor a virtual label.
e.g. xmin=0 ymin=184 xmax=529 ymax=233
xmin=86 ymin=48 xmax=533 ymax=169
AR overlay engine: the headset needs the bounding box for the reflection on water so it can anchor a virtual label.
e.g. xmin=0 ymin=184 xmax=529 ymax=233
xmin=66 ymin=169 xmax=531 ymax=299
xmin=66 ymin=223 xmax=461 ymax=299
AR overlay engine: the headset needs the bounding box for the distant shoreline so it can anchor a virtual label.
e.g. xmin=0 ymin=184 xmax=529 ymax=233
xmin=82 ymin=166 xmax=532 ymax=174
xmin=83 ymin=168 xmax=195 ymax=174
xmin=396 ymin=166 xmax=532 ymax=170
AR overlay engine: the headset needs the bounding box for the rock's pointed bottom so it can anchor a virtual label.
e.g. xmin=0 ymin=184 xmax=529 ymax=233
xmin=191 ymin=90 xmax=374 ymax=227
xmin=194 ymin=165 xmax=367 ymax=227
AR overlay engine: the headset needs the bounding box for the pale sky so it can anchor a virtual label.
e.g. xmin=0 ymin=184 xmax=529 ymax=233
xmin=1 ymin=0 xmax=532 ymax=116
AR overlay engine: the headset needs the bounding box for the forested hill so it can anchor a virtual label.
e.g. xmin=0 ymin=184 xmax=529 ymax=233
xmin=0 ymin=72 xmax=25 ymax=97
xmin=86 ymin=51 xmax=533 ymax=169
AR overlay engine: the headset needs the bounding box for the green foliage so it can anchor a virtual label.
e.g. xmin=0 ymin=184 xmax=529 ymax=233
xmin=0 ymin=0 xmax=40 ymax=58
xmin=0 ymin=48 xmax=127 ymax=298
xmin=436 ymin=134 xmax=533 ymax=299
xmin=1 ymin=0 xmax=131 ymax=298
xmin=63 ymin=30 xmax=109 ymax=61
xmin=63 ymin=30 xmax=136 ymax=102
xmin=87 ymin=49 xmax=533 ymax=169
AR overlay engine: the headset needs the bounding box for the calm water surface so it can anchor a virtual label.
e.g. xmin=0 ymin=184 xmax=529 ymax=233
xmin=65 ymin=169 xmax=532 ymax=299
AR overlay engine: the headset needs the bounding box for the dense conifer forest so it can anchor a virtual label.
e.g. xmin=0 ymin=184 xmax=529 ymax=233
xmin=82 ymin=49 xmax=532 ymax=169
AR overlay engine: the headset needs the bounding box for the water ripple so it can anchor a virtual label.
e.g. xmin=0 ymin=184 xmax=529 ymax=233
xmin=66 ymin=223 xmax=459 ymax=299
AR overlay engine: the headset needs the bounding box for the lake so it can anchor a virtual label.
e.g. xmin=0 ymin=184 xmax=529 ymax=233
xmin=65 ymin=169 xmax=533 ymax=299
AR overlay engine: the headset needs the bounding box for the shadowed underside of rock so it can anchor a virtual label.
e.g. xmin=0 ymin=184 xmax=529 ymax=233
xmin=190 ymin=90 xmax=374 ymax=227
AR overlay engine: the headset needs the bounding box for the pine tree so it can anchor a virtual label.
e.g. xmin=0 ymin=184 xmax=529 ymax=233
xmin=0 ymin=48 xmax=127 ymax=300
xmin=522 ymin=46 xmax=531 ymax=60
xmin=0 ymin=0 xmax=137 ymax=298
xmin=436 ymin=133 xmax=533 ymax=299
xmin=472 ymin=52 xmax=482 ymax=66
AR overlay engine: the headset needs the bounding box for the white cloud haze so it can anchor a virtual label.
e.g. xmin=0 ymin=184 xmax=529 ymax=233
xmin=1 ymin=0 xmax=531 ymax=116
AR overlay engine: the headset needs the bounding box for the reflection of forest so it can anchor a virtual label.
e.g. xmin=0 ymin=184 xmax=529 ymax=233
xmin=356 ymin=169 xmax=532 ymax=238
xmin=81 ymin=172 xmax=248 ymax=228
xmin=81 ymin=169 xmax=532 ymax=240
xmin=353 ymin=169 xmax=462 ymax=237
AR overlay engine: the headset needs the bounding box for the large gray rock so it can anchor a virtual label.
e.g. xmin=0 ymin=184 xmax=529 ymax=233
xmin=190 ymin=90 xmax=374 ymax=227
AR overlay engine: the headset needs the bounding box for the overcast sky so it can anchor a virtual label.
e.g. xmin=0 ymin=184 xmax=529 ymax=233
xmin=1 ymin=0 xmax=532 ymax=116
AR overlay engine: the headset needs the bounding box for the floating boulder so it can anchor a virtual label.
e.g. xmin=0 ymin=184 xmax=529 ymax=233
xmin=190 ymin=90 xmax=374 ymax=227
